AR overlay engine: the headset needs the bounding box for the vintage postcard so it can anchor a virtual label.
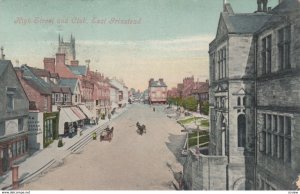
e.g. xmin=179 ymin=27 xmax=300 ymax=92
xmin=0 ymin=0 xmax=299 ymax=191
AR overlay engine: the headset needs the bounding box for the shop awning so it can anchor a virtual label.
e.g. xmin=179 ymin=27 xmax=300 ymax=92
xmin=78 ymin=105 xmax=94 ymax=119
xmin=58 ymin=108 xmax=72 ymax=134
xmin=62 ymin=107 xmax=79 ymax=122
xmin=71 ymin=107 xmax=86 ymax=120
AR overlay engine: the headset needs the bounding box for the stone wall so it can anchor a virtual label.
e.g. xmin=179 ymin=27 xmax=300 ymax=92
xmin=183 ymin=150 xmax=227 ymax=190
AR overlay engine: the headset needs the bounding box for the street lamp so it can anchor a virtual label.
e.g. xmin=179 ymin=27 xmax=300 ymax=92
xmin=194 ymin=116 xmax=201 ymax=154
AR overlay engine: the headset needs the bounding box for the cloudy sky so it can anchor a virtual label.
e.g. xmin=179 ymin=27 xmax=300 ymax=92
xmin=0 ymin=0 xmax=278 ymax=90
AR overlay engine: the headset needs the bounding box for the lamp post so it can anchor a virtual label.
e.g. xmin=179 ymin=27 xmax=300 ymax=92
xmin=194 ymin=116 xmax=201 ymax=154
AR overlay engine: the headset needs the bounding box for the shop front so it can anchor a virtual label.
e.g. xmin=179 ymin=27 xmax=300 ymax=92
xmin=0 ymin=133 xmax=28 ymax=175
xmin=43 ymin=112 xmax=59 ymax=148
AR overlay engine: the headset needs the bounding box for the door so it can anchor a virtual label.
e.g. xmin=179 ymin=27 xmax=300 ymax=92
xmin=2 ymin=147 xmax=9 ymax=173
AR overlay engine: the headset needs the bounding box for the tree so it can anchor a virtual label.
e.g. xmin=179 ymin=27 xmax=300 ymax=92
xmin=183 ymin=96 xmax=197 ymax=112
xmin=201 ymin=101 xmax=209 ymax=115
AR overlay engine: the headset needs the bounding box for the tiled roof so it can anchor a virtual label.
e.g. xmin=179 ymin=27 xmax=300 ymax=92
xmin=193 ymin=82 xmax=209 ymax=94
xmin=67 ymin=65 xmax=87 ymax=76
xmin=21 ymin=65 xmax=52 ymax=95
xmin=222 ymin=12 xmax=272 ymax=34
xmin=0 ymin=60 xmax=10 ymax=76
xmin=149 ymin=79 xmax=167 ymax=87
xmin=28 ymin=66 xmax=50 ymax=77
xmin=272 ymin=0 xmax=300 ymax=13
xmin=59 ymin=78 xmax=78 ymax=93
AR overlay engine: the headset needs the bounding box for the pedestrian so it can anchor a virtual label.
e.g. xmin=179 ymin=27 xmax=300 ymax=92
xmin=108 ymin=113 xmax=111 ymax=121
xmin=96 ymin=117 xmax=99 ymax=125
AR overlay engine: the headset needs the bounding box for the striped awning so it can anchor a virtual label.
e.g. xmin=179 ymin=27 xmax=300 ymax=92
xmin=71 ymin=107 xmax=86 ymax=120
xmin=78 ymin=105 xmax=94 ymax=119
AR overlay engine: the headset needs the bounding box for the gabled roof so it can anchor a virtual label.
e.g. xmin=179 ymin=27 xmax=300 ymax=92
xmin=59 ymin=78 xmax=78 ymax=93
xmin=21 ymin=65 xmax=52 ymax=95
xmin=0 ymin=60 xmax=10 ymax=76
xmin=28 ymin=66 xmax=50 ymax=77
xmin=67 ymin=65 xmax=87 ymax=76
xmin=149 ymin=79 xmax=167 ymax=87
xmin=222 ymin=12 xmax=272 ymax=34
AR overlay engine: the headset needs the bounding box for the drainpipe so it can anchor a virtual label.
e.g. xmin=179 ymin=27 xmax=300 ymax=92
xmin=254 ymin=35 xmax=258 ymax=190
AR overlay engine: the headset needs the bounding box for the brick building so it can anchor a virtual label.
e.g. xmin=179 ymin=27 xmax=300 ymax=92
xmin=182 ymin=76 xmax=195 ymax=98
xmin=0 ymin=59 xmax=29 ymax=175
xmin=148 ymin=78 xmax=167 ymax=104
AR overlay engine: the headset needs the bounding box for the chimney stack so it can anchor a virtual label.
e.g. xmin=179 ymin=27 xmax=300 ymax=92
xmin=56 ymin=53 xmax=65 ymax=67
xmin=262 ymin=0 xmax=268 ymax=12
xmin=44 ymin=58 xmax=56 ymax=73
xmin=70 ymin=60 xmax=79 ymax=66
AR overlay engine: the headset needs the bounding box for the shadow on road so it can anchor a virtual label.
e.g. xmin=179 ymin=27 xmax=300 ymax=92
xmin=165 ymin=133 xmax=186 ymax=165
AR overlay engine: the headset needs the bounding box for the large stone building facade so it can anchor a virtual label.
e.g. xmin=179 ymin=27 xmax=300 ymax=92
xmin=255 ymin=0 xmax=300 ymax=190
xmin=184 ymin=0 xmax=300 ymax=190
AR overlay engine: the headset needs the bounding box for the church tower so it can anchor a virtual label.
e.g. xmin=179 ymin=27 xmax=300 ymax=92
xmin=57 ymin=34 xmax=76 ymax=65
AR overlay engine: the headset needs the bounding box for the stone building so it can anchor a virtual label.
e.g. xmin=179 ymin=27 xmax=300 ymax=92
xmin=58 ymin=34 xmax=76 ymax=65
xmin=183 ymin=0 xmax=300 ymax=191
xmin=0 ymin=59 xmax=29 ymax=175
xmin=255 ymin=0 xmax=300 ymax=190
xmin=182 ymin=76 xmax=195 ymax=98
xmin=148 ymin=78 xmax=167 ymax=104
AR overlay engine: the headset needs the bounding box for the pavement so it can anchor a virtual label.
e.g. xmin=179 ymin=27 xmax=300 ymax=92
xmin=0 ymin=105 xmax=129 ymax=190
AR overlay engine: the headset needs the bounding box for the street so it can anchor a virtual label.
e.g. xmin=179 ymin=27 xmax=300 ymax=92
xmin=22 ymin=104 xmax=186 ymax=190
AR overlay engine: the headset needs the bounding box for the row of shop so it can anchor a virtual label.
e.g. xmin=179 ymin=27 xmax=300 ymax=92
xmin=29 ymin=104 xmax=95 ymax=151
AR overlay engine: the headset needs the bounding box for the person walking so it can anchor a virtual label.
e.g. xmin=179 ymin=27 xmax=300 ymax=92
xmin=108 ymin=113 xmax=111 ymax=121
xmin=96 ymin=116 xmax=99 ymax=125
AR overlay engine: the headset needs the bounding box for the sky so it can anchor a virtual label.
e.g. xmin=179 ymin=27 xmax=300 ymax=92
xmin=0 ymin=0 xmax=278 ymax=91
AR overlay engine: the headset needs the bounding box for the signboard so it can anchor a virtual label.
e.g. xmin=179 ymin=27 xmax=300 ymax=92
xmin=5 ymin=119 xmax=18 ymax=135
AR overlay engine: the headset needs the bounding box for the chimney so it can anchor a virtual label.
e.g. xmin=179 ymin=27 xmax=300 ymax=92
xmin=44 ymin=58 xmax=55 ymax=73
xmin=257 ymin=0 xmax=262 ymax=12
xmin=262 ymin=0 xmax=268 ymax=12
xmin=70 ymin=60 xmax=79 ymax=66
xmin=56 ymin=53 xmax=65 ymax=67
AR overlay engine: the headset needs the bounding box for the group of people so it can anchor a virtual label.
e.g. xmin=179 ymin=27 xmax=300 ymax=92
xmin=95 ymin=113 xmax=112 ymax=125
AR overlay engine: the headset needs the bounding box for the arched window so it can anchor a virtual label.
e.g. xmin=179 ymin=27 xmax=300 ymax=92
xmin=237 ymin=97 xmax=241 ymax=106
xmin=238 ymin=114 xmax=246 ymax=147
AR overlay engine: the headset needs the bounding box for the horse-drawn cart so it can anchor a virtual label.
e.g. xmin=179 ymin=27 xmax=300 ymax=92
xmin=136 ymin=122 xmax=146 ymax=135
xmin=100 ymin=126 xmax=114 ymax=142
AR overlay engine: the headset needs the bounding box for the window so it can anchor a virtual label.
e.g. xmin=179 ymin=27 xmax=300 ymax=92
xmin=55 ymin=93 xmax=59 ymax=102
xmin=44 ymin=97 xmax=48 ymax=112
xmin=218 ymin=47 xmax=227 ymax=79
xmin=243 ymin=97 xmax=246 ymax=106
xmin=260 ymin=113 xmax=292 ymax=163
xmin=18 ymin=118 xmax=23 ymax=132
xmin=0 ymin=121 xmax=5 ymax=136
xmin=7 ymin=94 xmax=14 ymax=111
xmin=237 ymin=97 xmax=241 ymax=106
xmin=238 ymin=114 xmax=246 ymax=147
xmin=278 ymin=26 xmax=291 ymax=70
xmin=75 ymin=95 xmax=78 ymax=102
xmin=63 ymin=94 xmax=67 ymax=102
xmin=262 ymin=35 xmax=272 ymax=74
